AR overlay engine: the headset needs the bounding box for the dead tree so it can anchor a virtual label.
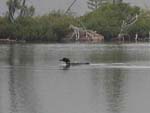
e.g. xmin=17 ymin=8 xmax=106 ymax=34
xmin=69 ymin=24 xmax=84 ymax=40
xmin=65 ymin=0 xmax=77 ymax=14
xmin=118 ymin=14 xmax=139 ymax=41
xmin=6 ymin=0 xmax=35 ymax=23
xmin=69 ymin=24 xmax=104 ymax=42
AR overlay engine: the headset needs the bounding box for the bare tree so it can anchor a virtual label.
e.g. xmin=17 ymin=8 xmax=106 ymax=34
xmin=65 ymin=0 xmax=77 ymax=14
xmin=6 ymin=0 xmax=19 ymax=22
xmin=118 ymin=14 xmax=139 ymax=40
xmin=87 ymin=0 xmax=123 ymax=10
xmin=87 ymin=0 xmax=107 ymax=10
xmin=6 ymin=0 xmax=35 ymax=23
xmin=19 ymin=0 xmax=35 ymax=17
xmin=113 ymin=0 xmax=123 ymax=4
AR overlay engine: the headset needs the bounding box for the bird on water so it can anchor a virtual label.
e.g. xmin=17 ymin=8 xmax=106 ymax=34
xmin=59 ymin=57 xmax=90 ymax=69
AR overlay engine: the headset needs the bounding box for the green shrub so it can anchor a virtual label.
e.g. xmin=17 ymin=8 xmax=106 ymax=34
xmin=81 ymin=3 xmax=140 ymax=40
xmin=0 ymin=12 xmax=77 ymax=42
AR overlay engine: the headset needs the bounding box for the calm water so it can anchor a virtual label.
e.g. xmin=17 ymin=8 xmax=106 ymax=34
xmin=0 ymin=43 xmax=150 ymax=113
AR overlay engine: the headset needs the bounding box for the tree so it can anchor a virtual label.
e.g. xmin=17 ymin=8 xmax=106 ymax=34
xmin=19 ymin=0 xmax=35 ymax=17
xmin=113 ymin=0 xmax=123 ymax=4
xmin=82 ymin=3 xmax=140 ymax=40
xmin=87 ymin=0 xmax=123 ymax=11
xmin=128 ymin=11 xmax=150 ymax=39
xmin=87 ymin=0 xmax=107 ymax=10
xmin=6 ymin=0 xmax=19 ymax=22
xmin=6 ymin=0 xmax=35 ymax=23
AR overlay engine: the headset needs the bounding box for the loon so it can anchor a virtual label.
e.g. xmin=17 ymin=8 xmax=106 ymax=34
xmin=59 ymin=57 xmax=90 ymax=68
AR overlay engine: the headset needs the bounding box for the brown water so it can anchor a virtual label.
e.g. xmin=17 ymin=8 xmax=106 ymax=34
xmin=0 ymin=43 xmax=150 ymax=113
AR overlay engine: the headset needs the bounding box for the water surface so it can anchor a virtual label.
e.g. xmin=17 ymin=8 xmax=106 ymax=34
xmin=0 ymin=43 xmax=150 ymax=113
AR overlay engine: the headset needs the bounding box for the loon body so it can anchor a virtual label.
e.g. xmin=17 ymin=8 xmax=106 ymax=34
xmin=59 ymin=57 xmax=90 ymax=68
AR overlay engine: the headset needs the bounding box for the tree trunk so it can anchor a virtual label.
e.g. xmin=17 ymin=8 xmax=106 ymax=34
xmin=19 ymin=0 xmax=26 ymax=17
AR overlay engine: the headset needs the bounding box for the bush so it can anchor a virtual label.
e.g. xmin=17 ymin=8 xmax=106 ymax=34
xmin=128 ymin=11 xmax=150 ymax=39
xmin=0 ymin=12 xmax=77 ymax=42
xmin=81 ymin=3 xmax=140 ymax=40
xmin=1 ymin=4 xmax=150 ymax=42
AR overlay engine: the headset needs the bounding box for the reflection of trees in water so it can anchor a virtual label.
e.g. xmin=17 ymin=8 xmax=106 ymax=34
xmin=8 ymin=45 xmax=37 ymax=113
xmin=89 ymin=68 xmax=127 ymax=113
xmin=89 ymin=68 xmax=106 ymax=113
xmin=89 ymin=45 xmax=129 ymax=63
xmin=7 ymin=45 xmax=35 ymax=65
xmin=89 ymin=45 xmax=128 ymax=113
xmin=90 ymin=44 xmax=150 ymax=64
xmin=104 ymin=69 xmax=126 ymax=113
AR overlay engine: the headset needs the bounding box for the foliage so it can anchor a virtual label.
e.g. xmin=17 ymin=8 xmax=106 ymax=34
xmin=0 ymin=12 xmax=77 ymax=42
xmin=128 ymin=11 xmax=150 ymax=39
xmin=1 ymin=2 xmax=150 ymax=43
xmin=81 ymin=3 xmax=141 ymax=40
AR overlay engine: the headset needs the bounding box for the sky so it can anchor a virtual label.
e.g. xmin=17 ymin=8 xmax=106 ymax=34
xmin=0 ymin=0 xmax=150 ymax=16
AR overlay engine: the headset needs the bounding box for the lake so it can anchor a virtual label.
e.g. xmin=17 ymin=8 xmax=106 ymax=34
xmin=0 ymin=43 xmax=150 ymax=113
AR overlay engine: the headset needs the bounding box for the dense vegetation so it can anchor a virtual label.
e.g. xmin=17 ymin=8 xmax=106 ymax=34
xmin=0 ymin=2 xmax=150 ymax=42
xmin=0 ymin=12 xmax=77 ymax=42
xmin=81 ymin=3 xmax=141 ymax=40
xmin=128 ymin=11 xmax=150 ymax=39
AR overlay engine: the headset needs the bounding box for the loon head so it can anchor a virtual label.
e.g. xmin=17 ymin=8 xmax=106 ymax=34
xmin=59 ymin=57 xmax=71 ymax=69
xmin=59 ymin=57 xmax=70 ymax=64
